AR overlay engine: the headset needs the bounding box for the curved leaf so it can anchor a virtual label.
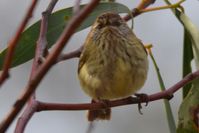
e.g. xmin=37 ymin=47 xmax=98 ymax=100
xmin=182 ymin=30 xmax=193 ymax=98
xmin=149 ymin=50 xmax=176 ymax=133
xmin=0 ymin=2 xmax=131 ymax=69
xmin=164 ymin=1 xmax=199 ymax=132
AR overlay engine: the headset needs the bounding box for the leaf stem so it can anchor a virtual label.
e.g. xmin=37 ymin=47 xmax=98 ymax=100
xmin=146 ymin=45 xmax=176 ymax=133
xmin=140 ymin=0 xmax=185 ymax=14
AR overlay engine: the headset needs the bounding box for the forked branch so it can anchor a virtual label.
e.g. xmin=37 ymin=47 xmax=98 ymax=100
xmin=0 ymin=0 xmax=100 ymax=132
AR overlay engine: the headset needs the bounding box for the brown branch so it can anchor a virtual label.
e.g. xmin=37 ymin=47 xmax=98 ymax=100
xmin=14 ymin=1 xmax=59 ymax=133
xmin=0 ymin=0 xmax=38 ymax=86
xmin=123 ymin=0 xmax=156 ymax=21
xmin=30 ymin=0 xmax=58 ymax=77
xmin=10 ymin=68 xmax=199 ymax=132
xmin=0 ymin=0 xmax=100 ymax=132
xmin=56 ymin=45 xmax=83 ymax=63
xmin=14 ymin=97 xmax=39 ymax=133
xmin=73 ymin=0 xmax=82 ymax=14
xmin=36 ymin=69 xmax=199 ymax=111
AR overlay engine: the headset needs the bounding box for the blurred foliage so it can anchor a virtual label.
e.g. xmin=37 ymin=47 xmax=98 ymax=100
xmin=165 ymin=0 xmax=199 ymax=132
xmin=0 ymin=2 xmax=131 ymax=70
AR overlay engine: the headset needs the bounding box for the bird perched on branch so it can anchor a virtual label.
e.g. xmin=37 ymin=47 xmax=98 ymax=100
xmin=78 ymin=12 xmax=148 ymax=121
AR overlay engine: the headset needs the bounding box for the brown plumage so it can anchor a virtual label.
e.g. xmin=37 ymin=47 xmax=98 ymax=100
xmin=78 ymin=12 xmax=148 ymax=121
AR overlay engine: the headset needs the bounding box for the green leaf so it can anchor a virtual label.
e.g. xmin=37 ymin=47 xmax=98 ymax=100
xmin=177 ymin=81 xmax=199 ymax=133
xmin=182 ymin=30 xmax=193 ymax=98
xmin=149 ymin=50 xmax=176 ymax=133
xmin=177 ymin=15 xmax=199 ymax=131
xmin=0 ymin=2 xmax=131 ymax=70
xmin=164 ymin=1 xmax=199 ymax=132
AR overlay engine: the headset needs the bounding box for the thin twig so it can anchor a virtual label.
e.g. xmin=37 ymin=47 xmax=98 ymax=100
xmin=30 ymin=0 xmax=58 ymax=77
xmin=139 ymin=0 xmax=185 ymax=14
xmin=0 ymin=0 xmax=100 ymax=132
xmin=73 ymin=0 xmax=82 ymax=14
xmin=35 ymin=69 xmax=199 ymax=111
xmin=0 ymin=0 xmax=38 ymax=86
xmin=14 ymin=1 xmax=59 ymax=133
xmin=56 ymin=45 xmax=83 ymax=63
xmin=123 ymin=0 xmax=156 ymax=21
xmin=123 ymin=0 xmax=185 ymax=21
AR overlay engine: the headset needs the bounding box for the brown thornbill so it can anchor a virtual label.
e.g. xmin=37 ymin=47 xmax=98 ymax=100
xmin=78 ymin=12 xmax=148 ymax=121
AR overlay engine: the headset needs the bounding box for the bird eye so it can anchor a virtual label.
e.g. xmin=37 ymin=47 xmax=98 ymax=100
xmin=97 ymin=23 xmax=103 ymax=29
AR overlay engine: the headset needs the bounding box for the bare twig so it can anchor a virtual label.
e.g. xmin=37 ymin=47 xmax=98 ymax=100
xmin=56 ymin=45 xmax=83 ymax=63
xmin=14 ymin=1 xmax=59 ymax=133
xmin=0 ymin=0 xmax=38 ymax=86
xmin=123 ymin=0 xmax=156 ymax=21
xmin=31 ymin=0 xmax=58 ymax=77
xmin=0 ymin=0 xmax=100 ymax=132
xmin=138 ymin=0 xmax=185 ymax=14
xmin=35 ymin=69 xmax=199 ymax=111
xmin=14 ymin=97 xmax=39 ymax=133
xmin=123 ymin=0 xmax=185 ymax=21
xmin=73 ymin=0 xmax=82 ymax=14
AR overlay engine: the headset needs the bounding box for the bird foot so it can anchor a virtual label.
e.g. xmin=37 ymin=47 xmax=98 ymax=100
xmin=134 ymin=93 xmax=149 ymax=115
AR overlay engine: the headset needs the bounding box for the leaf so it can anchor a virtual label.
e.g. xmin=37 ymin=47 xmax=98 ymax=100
xmin=164 ymin=1 xmax=199 ymax=68
xmin=182 ymin=30 xmax=193 ymax=98
xmin=177 ymin=81 xmax=199 ymax=133
xmin=179 ymin=14 xmax=199 ymax=68
xmin=164 ymin=1 xmax=199 ymax=132
xmin=176 ymin=15 xmax=199 ymax=132
xmin=149 ymin=50 xmax=176 ymax=133
xmin=0 ymin=2 xmax=131 ymax=70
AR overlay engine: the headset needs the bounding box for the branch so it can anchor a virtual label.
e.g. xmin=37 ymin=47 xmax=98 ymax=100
xmin=73 ymin=0 xmax=82 ymax=14
xmin=12 ymin=68 xmax=199 ymax=132
xmin=36 ymin=69 xmax=199 ymax=111
xmin=0 ymin=0 xmax=100 ymax=132
xmin=30 ymin=0 xmax=58 ymax=77
xmin=0 ymin=0 xmax=38 ymax=86
xmin=14 ymin=1 xmax=58 ymax=133
xmin=123 ymin=0 xmax=156 ymax=21
xmin=138 ymin=0 xmax=185 ymax=14
xmin=56 ymin=45 xmax=83 ymax=63
xmin=14 ymin=97 xmax=38 ymax=133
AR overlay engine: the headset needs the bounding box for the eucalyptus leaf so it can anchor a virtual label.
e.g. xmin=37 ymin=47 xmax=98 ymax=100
xmin=149 ymin=50 xmax=176 ymax=133
xmin=176 ymin=14 xmax=199 ymax=132
xmin=0 ymin=2 xmax=132 ymax=70
xmin=164 ymin=0 xmax=199 ymax=132
xmin=182 ymin=30 xmax=193 ymax=98
xmin=177 ymin=80 xmax=199 ymax=133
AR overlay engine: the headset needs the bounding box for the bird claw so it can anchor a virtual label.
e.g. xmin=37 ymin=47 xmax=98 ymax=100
xmin=134 ymin=93 xmax=149 ymax=115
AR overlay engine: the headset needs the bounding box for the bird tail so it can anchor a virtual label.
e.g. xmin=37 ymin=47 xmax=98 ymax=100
xmin=87 ymin=100 xmax=111 ymax=121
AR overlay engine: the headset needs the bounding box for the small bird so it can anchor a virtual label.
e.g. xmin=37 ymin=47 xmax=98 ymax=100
xmin=78 ymin=12 xmax=148 ymax=121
